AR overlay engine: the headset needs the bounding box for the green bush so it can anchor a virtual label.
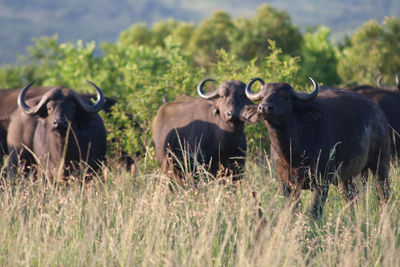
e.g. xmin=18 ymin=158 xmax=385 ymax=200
xmin=300 ymin=26 xmax=341 ymax=86
xmin=337 ymin=17 xmax=400 ymax=86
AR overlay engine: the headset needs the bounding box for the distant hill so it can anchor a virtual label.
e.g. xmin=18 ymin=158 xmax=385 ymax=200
xmin=0 ymin=0 xmax=399 ymax=64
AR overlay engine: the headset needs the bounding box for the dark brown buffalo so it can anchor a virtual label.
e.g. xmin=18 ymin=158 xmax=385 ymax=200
xmin=0 ymin=86 xmax=52 ymax=161
xmin=152 ymin=79 xmax=253 ymax=184
xmin=0 ymin=85 xmax=116 ymax=165
xmin=349 ymin=82 xmax=400 ymax=159
xmin=376 ymin=73 xmax=400 ymax=91
xmin=241 ymin=78 xmax=390 ymax=217
xmin=7 ymin=81 xmax=107 ymax=178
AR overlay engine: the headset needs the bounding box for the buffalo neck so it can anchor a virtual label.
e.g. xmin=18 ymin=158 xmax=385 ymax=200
xmin=43 ymin=121 xmax=79 ymax=166
xmin=264 ymin=117 xmax=303 ymax=166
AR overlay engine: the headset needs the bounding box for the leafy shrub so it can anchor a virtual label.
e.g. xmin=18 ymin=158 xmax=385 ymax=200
xmin=337 ymin=17 xmax=400 ymax=86
xmin=300 ymin=26 xmax=341 ymax=86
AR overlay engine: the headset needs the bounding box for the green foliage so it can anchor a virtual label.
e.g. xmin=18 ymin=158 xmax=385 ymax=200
xmin=2 ymin=35 xmax=103 ymax=93
xmin=188 ymin=11 xmax=235 ymax=66
xmin=0 ymin=65 xmax=25 ymax=88
xmin=231 ymin=4 xmax=303 ymax=62
xmin=337 ymin=17 xmax=400 ymax=86
xmin=300 ymin=26 xmax=341 ymax=86
xmin=259 ymin=40 xmax=301 ymax=85
xmin=119 ymin=24 xmax=155 ymax=48
xmin=102 ymin=39 xmax=202 ymax=163
xmin=115 ymin=5 xmax=302 ymax=69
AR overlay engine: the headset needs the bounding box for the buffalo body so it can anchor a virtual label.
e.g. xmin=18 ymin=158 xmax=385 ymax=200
xmin=7 ymin=81 xmax=107 ymax=178
xmin=242 ymin=78 xmax=390 ymax=217
xmin=349 ymin=85 xmax=400 ymax=159
xmin=152 ymin=79 xmax=252 ymax=184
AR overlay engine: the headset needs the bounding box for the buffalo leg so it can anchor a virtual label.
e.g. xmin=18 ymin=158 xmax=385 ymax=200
xmin=162 ymin=156 xmax=185 ymax=189
xmin=357 ymin=167 xmax=369 ymax=194
xmin=368 ymin=152 xmax=390 ymax=207
xmin=284 ymin=185 xmax=302 ymax=213
xmin=279 ymin=181 xmax=292 ymax=198
xmin=310 ymin=183 xmax=330 ymax=218
xmin=375 ymin=160 xmax=390 ymax=207
xmin=339 ymin=178 xmax=359 ymax=203
xmin=360 ymin=167 xmax=369 ymax=188
xmin=6 ymin=147 xmax=19 ymax=177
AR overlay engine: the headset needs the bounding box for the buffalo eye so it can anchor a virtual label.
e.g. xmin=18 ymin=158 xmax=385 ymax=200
xmin=46 ymin=103 xmax=54 ymax=111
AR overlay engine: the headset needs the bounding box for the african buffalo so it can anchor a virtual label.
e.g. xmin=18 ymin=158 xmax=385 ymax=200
xmin=376 ymin=74 xmax=399 ymax=91
xmin=0 ymin=86 xmax=51 ymax=162
xmin=152 ymin=79 xmax=253 ymax=184
xmin=0 ymin=85 xmax=116 ymax=166
xmin=7 ymin=81 xmax=107 ymax=178
xmin=241 ymin=78 xmax=390 ymax=217
xmin=349 ymin=81 xmax=400 ymax=159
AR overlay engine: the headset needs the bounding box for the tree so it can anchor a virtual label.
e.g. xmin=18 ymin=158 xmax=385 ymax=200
xmin=188 ymin=11 xmax=235 ymax=66
xmin=231 ymin=4 xmax=302 ymax=62
xmin=118 ymin=23 xmax=156 ymax=48
xmin=337 ymin=17 xmax=400 ymax=86
xmin=300 ymin=26 xmax=341 ymax=86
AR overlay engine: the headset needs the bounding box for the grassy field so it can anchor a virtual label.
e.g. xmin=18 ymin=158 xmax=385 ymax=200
xmin=0 ymin=150 xmax=399 ymax=266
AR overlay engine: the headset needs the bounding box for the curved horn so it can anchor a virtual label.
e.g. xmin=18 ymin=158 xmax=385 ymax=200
xmin=197 ymin=78 xmax=218 ymax=99
xmin=376 ymin=74 xmax=383 ymax=88
xmin=395 ymin=73 xmax=399 ymax=90
xmin=74 ymin=81 xmax=105 ymax=113
xmin=290 ymin=77 xmax=319 ymax=101
xmin=245 ymin=78 xmax=265 ymax=101
xmin=18 ymin=81 xmax=51 ymax=116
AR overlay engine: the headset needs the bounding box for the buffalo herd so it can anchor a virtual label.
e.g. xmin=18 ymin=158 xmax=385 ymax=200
xmin=1 ymin=74 xmax=400 ymax=217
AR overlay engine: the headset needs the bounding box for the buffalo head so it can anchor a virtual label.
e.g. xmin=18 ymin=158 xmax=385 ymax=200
xmin=197 ymin=79 xmax=252 ymax=128
xmin=18 ymin=81 xmax=105 ymax=135
xmin=242 ymin=77 xmax=320 ymax=128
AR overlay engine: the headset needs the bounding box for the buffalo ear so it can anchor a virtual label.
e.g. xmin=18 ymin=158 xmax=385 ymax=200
xmin=207 ymin=100 xmax=220 ymax=117
xmin=240 ymin=105 xmax=260 ymax=124
xmin=294 ymin=107 xmax=322 ymax=123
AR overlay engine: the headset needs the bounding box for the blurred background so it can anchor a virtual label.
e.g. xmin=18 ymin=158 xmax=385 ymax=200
xmin=1 ymin=0 xmax=399 ymax=64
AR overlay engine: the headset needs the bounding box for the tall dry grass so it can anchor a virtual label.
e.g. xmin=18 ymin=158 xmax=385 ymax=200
xmin=0 ymin=153 xmax=399 ymax=266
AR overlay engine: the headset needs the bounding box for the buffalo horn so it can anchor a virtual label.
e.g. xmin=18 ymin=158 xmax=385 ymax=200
xmin=376 ymin=74 xmax=383 ymax=88
xmin=74 ymin=81 xmax=105 ymax=113
xmin=18 ymin=81 xmax=50 ymax=115
xmin=197 ymin=78 xmax=218 ymax=99
xmin=290 ymin=77 xmax=319 ymax=101
xmin=245 ymin=78 xmax=265 ymax=101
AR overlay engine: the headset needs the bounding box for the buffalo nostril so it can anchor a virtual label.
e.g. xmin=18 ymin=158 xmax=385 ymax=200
xmin=53 ymin=120 xmax=67 ymax=129
xmin=258 ymin=105 xmax=266 ymax=113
